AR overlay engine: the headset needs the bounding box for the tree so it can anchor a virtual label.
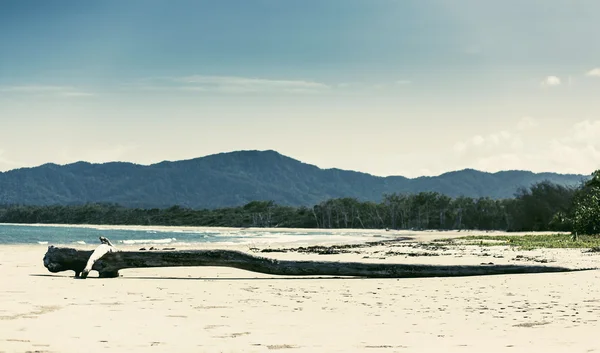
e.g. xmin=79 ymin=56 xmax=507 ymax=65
xmin=572 ymin=170 xmax=600 ymax=235
xmin=508 ymin=181 xmax=575 ymax=231
xmin=243 ymin=200 xmax=275 ymax=227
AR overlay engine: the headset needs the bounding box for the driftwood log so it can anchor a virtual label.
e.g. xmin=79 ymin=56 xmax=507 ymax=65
xmin=80 ymin=236 xmax=116 ymax=278
xmin=43 ymin=241 xmax=592 ymax=279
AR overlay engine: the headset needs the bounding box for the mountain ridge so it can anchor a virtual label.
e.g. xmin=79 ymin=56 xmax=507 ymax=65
xmin=0 ymin=150 xmax=587 ymax=209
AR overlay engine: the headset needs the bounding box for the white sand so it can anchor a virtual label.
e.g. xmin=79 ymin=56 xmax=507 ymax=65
xmin=1 ymin=234 xmax=600 ymax=353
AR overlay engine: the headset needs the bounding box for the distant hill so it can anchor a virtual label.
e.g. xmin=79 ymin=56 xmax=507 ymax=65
xmin=0 ymin=150 xmax=587 ymax=209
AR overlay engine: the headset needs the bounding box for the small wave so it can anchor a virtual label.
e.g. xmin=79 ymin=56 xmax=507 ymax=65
xmin=120 ymin=238 xmax=177 ymax=245
xmin=37 ymin=241 xmax=49 ymax=245
xmin=74 ymin=241 xmax=86 ymax=245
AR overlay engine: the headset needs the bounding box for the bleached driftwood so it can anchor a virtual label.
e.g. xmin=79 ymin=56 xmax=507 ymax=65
xmin=81 ymin=237 xmax=117 ymax=279
xmin=42 ymin=237 xmax=591 ymax=279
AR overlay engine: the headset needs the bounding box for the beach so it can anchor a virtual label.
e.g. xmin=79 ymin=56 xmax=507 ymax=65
xmin=1 ymin=231 xmax=600 ymax=353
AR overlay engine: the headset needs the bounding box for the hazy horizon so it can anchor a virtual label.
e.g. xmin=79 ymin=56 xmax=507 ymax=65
xmin=2 ymin=1 xmax=599 ymax=177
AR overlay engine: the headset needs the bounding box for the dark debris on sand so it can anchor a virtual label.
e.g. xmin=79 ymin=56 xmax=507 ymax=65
xmin=254 ymin=237 xmax=415 ymax=255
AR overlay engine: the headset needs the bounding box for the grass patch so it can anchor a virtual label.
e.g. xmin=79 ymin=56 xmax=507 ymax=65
xmin=442 ymin=234 xmax=600 ymax=250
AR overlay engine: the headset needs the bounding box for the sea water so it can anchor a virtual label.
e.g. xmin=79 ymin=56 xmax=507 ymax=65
xmin=0 ymin=224 xmax=386 ymax=246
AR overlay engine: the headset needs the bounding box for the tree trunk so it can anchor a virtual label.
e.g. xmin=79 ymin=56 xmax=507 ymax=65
xmin=43 ymin=245 xmax=587 ymax=279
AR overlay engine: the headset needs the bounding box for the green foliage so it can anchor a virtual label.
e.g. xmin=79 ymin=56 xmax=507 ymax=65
xmin=508 ymin=181 xmax=576 ymax=231
xmin=572 ymin=170 xmax=600 ymax=235
xmin=0 ymin=189 xmax=560 ymax=231
xmin=0 ymin=202 xmax=318 ymax=229
xmin=453 ymin=233 xmax=600 ymax=250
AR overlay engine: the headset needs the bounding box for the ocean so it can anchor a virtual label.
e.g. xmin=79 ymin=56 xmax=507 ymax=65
xmin=0 ymin=223 xmax=385 ymax=246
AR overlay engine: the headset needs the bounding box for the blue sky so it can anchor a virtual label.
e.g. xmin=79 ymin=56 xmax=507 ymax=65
xmin=1 ymin=0 xmax=600 ymax=177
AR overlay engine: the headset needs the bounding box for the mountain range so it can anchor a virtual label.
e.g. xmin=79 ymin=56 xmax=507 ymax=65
xmin=0 ymin=150 xmax=587 ymax=209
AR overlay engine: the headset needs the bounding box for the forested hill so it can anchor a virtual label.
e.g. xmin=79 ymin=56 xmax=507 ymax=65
xmin=0 ymin=150 xmax=586 ymax=209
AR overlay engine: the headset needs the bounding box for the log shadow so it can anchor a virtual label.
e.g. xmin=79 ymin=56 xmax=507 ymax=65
xmin=30 ymin=273 xmax=368 ymax=281
xmin=119 ymin=275 xmax=363 ymax=281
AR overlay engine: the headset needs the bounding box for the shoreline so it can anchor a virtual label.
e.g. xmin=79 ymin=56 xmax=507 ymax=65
xmin=0 ymin=222 xmax=574 ymax=251
xmin=0 ymin=222 xmax=572 ymax=250
xmin=0 ymin=221 xmax=570 ymax=237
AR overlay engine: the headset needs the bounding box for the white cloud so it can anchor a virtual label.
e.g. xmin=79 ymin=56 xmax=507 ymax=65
xmin=451 ymin=118 xmax=600 ymax=174
xmin=1 ymin=85 xmax=67 ymax=93
xmin=135 ymin=76 xmax=411 ymax=94
xmin=172 ymin=75 xmax=330 ymax=93
xmin=0 ymin=85 xmax=94 ymax=97
xmin=586 ymin=68 xmax=600 ymax=77
xmin=61 ymin=91 xmax=95 ymax=97
xmin=541 ymin=76 xmax=561 ymax=87
xmin=488 ymin=131 xmax=512 ymax=145
xmin=453 ymin=141 xmax=467 ymax=153
xmin=369 ymin=84 xmax=386 ymax=90
xmin=471 ymin=135 xmax=485 ymax=146
xmin=455 ymin=130 xmax=518 ymax=156
xmin=453 ymin=117 xmax=538 ymax=159
xmin=562 ymin=120 xmax=600 ymax=146
xmin=517 ymin=116 xmax=539 ymax=130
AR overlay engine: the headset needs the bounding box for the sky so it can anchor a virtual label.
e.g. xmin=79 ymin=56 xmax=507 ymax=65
xmin=1 ymin=0 xmax=600 ymax=177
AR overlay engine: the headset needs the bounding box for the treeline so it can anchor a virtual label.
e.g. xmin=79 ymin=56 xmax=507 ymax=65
xmin=1 ymin=170 xmax=599 ymax=234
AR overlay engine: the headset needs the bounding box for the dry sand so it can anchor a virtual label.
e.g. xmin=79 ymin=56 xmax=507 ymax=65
xmin=1 ymin=232 xmax=600 ymax=353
